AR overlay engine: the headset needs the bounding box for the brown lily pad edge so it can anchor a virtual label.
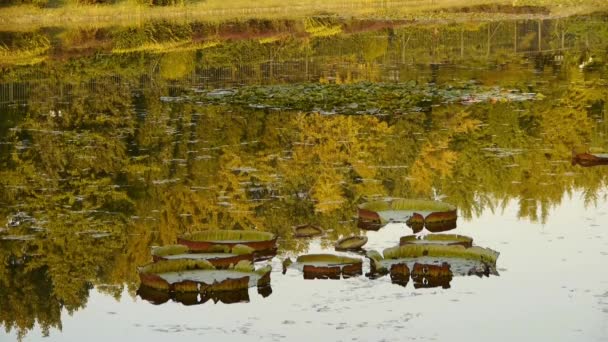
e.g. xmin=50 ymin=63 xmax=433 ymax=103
xmin=138 ymin=285 xmax=266 ymax=305
xmin=177 ymin=230 xmax=278 ymax=259
xmin=572 ymin=151 xmax=608 ymax=167
xmin=358 ymin=199 xmax=457 ymax=232
xmin=138 ymin=259 xmax=272 ymax=294
xmin=151 ymin=244 xmax=255 ymax=267
xmin=366 ymin=244 xmax=499 ymax=280
xmin=282 ymin=254 xmax=363 ymax=279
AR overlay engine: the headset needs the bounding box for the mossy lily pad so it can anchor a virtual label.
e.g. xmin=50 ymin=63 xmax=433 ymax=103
xmin=151 ymin=244 xmax=255 ymax=268
xmin=358 ymin=199 xmax=457 ymax=232
xmin=399 ymin=234 xmax=473 ymax=248
xmin=283 ymin=254 xmax=363 ymax=279
xmin=367 ymin=244 xmax=499 ymax=279
xmin=178 ymin=230 xmax=277 ymax=256
xmin=293 ymin=224 xmax=324 ymax=238
xmin=138 ymin=259 xmax=272 ymax=293
xmin=335 ymin=236 xmax=368 ymax=251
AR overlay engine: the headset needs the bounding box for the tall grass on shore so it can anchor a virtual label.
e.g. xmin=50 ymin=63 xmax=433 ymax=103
xmin=1 ymin=0 xmax=607 ymax=31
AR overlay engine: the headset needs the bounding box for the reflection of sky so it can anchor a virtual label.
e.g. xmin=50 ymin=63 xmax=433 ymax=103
xmin=7 ymin=191 xmax=608 ymax=342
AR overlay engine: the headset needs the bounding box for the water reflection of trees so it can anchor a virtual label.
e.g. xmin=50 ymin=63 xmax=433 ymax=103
xmin=1 ymin=15 xmax=608 ymax=341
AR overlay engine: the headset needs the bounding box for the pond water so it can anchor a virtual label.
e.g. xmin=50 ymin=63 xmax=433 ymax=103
xmin=1 ymin=12 xmax=608 ymax=342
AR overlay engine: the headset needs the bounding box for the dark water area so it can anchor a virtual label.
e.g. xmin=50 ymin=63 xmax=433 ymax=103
xmin=1 ymin=13 xmax=608 ymax=342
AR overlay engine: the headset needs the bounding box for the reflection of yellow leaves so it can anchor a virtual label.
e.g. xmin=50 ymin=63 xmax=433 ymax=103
xmin=311 ymin=169 xmax=344 ymax=213
xmin=283 ymin=114 xmax=392 ymax=212
xmin=409 ymin=138 xmax=458 ymax=195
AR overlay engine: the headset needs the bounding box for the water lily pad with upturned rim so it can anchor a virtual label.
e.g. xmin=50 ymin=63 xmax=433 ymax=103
xmin=138 ymin=259 xmax=272 ymax=293
xmin=284 ymin=254 xmax=363 ymax=279
xmin=358 ymin=199 xmax=457 ymax=232
xmin=178 ymin=230 xmax=277 ymax=254
xmin=335 ymin=236 xmax=368 ymax=251
xmin=399 ymin=234 xmax=473 ymax=248
xmin=293 ymin=224 xmax=324 ymax=238
xmin=366 ymin=244 xmax=499 ymax=277
xmin=151 ymin=244 xmax=255 ymax=268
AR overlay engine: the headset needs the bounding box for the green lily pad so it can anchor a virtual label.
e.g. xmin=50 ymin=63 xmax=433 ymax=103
xmin=283 ymin=254 xmax=363 ymax=279
xmin=293 ymin=224 xmax=324 ymax=238
xmin=335 ymin=236 xmax=368 ymax=251
xmin=399 ymin=234 xmax=473 ymax=248
xmin=367 ymin=244 xmax=499 ymax=278
xmin=178 ymin=230 xmax=277 ymax=257
xmin=151 ymin=244 xmax=255 ymax=268
xmin=358 ymin=199 xmax=457 ymax=232
xmin=138 ymin=259 xmax=272 ymax=293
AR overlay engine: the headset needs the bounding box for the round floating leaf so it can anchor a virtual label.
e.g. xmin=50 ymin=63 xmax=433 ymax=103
xmin=151 ymin=244 xmax=254 ymax=268
xmin=358 ymin=199 xmax=457 ymax=232
xmin=293 ymin=224 xmax=324 ymax=238
xmin=335 ymin=235 xmax=368 ymax=251
xmin=399 ymin=234 xmax=473 ymax=248
xmin=138 ymin=259 xmax=272 ymax=293
xmin=178 ymin=230 xmax=277 ymax=254
xmin=287 ymin=254 xmax=363 ymax=279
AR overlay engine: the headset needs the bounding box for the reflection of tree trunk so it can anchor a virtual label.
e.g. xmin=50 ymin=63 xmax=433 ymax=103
xmin=305 ymin=50 xmax=309 ymax=81
xmin=538 ymin=20 xmax=542 ymax=52
xmin=460 ymin=29 xmax=464 ymax=58
xmin=514 ymin=21 xmax=517 ymax=53
xmin=487 ymin=24 xmax=490 ymax=57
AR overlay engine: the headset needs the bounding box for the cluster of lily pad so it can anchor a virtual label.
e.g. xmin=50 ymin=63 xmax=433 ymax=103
xmin=183 ymin=82 xmax=540 ymax=115
xmin=366 ymin=235 xmax=499 ymax=289
xmin=138 ymin=199 xmax=499 ymax=298
xmin=138 ymin=230 xmax=277 ymax=305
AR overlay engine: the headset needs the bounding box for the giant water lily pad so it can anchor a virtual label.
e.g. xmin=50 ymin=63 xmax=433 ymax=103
xmin=138 ymin=285 xmax=261 ymax=305
xmin=358 ymin=199 xmax=457 ymax=232
xmin=572 ymin=151 xmax=608 ymax=167
xmin=335 ymin=236 xmax=368 ymax=251
xmin=399 ymin=234 xmax=473 ymax=248
xmin=283 ymin=254 xmax=363 ymax=279
xmin=293 ymin=224 xmax=324 ymax=238
xmin=151 ymin=244 xmax=254 ymax=268
xmin=410 ymin=262 xmax=453 ymax=289
xmin=138 ymin=259 xmax=271 ymax=293
xmin=367 ymin=244 xmax=499 ymax=279
xmin=178 ymin=230 xmax=277 ymax=256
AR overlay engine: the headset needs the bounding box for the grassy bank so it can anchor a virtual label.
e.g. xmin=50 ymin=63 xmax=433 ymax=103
xmin=1 ymin=0 xmax=607 ymax=30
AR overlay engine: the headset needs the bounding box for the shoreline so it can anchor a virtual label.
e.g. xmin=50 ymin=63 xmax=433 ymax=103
xmin=1 ymin=0 xmax=607 ymax=31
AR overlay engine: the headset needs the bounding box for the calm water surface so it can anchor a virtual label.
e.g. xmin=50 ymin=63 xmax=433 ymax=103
xmin=1 ymin=13 xmax=608 ymax=342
